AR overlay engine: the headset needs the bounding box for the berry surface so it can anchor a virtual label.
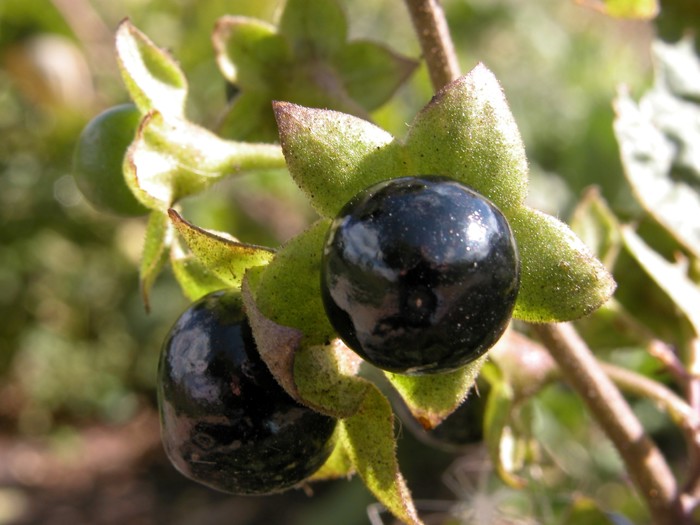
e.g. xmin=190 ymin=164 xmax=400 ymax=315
xmin=321 ymin=175 xmax=520 ymax=374
xmin=158 ymin=290 xmax=337 ymax=495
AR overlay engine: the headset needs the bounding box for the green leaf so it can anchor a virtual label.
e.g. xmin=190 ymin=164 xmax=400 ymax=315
xmin=115 ymin=19 xmax=188 ymax=118
xmin=169 ymin=209 xmax=275 ymax=289
xmin=277 ymin=0 xmax=347 ymax=58
xmin=123 ymin=110 xmax=286 ymax=210
xmin=140 ymin=210 xmax=173 ymax=311
xmin=212 ymin=16 xmax=289 ymax=88
xmin=254 ymin=220 xmax=337 ymax=344
xmin=336 ymin=41 xmax=419 ymax=112
xmin=217 ymin=91 xmax=279 ymax=142
xmin=273 ymin=101 xmax=404 ymax=217
xmin=511 ymin=206 xmax=617 ymax=323
xmin=294 ymin=341 xmax=368 ymax=418
xmin=211 ymin=3 xmax=416 ymax=142
xmin=404 ymin=64 xmax=529 ymax=214
xmin=569 ymin=187 xmax=622 ymax=270
xmin=340 ymin=386 xmax=423 ymax=525
xmin=614 ymin=37 xmax=700 ymax=259
xmin=384 ymin=354 xmax=487 ymax=430
xmin=622 ymin=226 xmax=700 ymax=338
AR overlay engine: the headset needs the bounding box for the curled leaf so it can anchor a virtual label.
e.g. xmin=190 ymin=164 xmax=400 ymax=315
xmin=168 ymin=209 xmax=274 ymax=289
xmin=115 ymin=19 xmax=188 ymax=118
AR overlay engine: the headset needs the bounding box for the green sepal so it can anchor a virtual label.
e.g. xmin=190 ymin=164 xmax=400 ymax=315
xmin=139 ymin=210 xmax=173 ymax=311
xmin=253 ymin=219 xmax=337 ymax=345
xmin=242 ymin=274 xmax=305 ymax=402
xmin=115 ymin=19 xmax=188 ymax=118
xmin=307 ymin=431 xmax=354 ymax=482
xmin=404 ymin=64 xmax=529 ymax=213
xmin=123 ymin=110 xmax=285 ymax=210
xmin=168 ymin=209 xmax=274 ymax=290
xmin=273 ymin=101 xmax=404 ymax=217
xmin=340 ymin=387 xmax=423 ymax=525
xmin=170 ymin=246 xmax=231 ymax=302
xmin=384 ymin=354 xmax=487 ymax=430
xmin=293 ymin=341 xmax=368 ymax=418
xmin=511 ymin=206 xmax=617 ymax=323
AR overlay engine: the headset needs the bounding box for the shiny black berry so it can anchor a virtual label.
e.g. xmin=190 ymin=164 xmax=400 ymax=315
xmin=321 ymin=176 xmax=520 ymax=375
xmin=158 ymin=290 xmax=337 ymax=495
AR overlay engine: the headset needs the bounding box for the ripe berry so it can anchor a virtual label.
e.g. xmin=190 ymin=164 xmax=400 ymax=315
xmin=321 ymin=176 xmax=519 ymax=375
xmin=158 ymin=290 xmax=337 ymax=495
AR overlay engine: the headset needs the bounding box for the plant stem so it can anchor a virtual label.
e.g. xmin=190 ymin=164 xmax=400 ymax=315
xmin=533 ymin=323 xmax=685 ymax=525
xmin=601 ymin=362 xmax=700 ymax=439
xmin=403 ymin=0 xmax=460 ymax=91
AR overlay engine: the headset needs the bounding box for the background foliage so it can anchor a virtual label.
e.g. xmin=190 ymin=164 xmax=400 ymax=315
xmin=0 ymin=0 xmax=682 ymax=523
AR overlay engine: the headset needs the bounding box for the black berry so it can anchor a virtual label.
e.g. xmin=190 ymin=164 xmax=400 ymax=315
xmin=321 ymin=176 xmax=520 ymax=375
xmin=158 ymin=290 xmax=337 ymax=495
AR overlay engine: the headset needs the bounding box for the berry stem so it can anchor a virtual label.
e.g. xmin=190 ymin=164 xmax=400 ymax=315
xmin=403 ymin=0 xmax=460 ymax=91
xmin=533 ymin=323 xmax=686 ymax=525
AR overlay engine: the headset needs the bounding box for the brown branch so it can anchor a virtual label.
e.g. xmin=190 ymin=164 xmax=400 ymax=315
xmin=533 ymin=323 xmax=686 ymax=525
xmin=403 ymin=0 xmax=460 ymax=91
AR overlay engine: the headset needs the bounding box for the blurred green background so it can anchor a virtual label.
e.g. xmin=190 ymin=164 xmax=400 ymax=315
xmin=0 ymin=0 xmax=653 ymax=523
